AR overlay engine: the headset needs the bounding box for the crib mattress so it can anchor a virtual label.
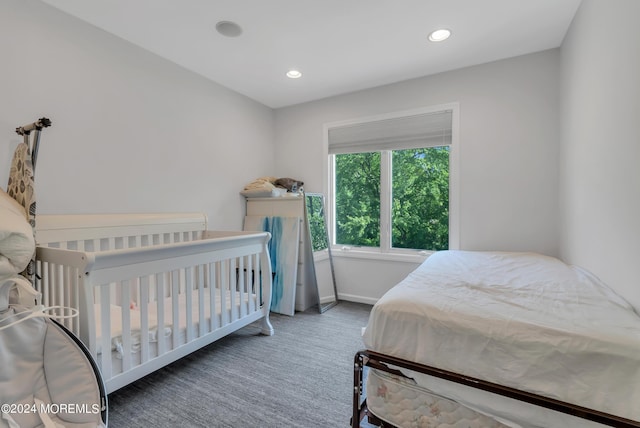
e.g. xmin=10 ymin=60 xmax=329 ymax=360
xmin=362 ymin=251 xmax=640 ymax=423
xmin=95 ymin=287 xmax=254 ymax=356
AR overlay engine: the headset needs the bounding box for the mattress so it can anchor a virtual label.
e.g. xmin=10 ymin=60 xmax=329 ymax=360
xmin=95 ymin=287 xmax=255 ymax=357
xmin=362 ymin=251 xmax=640 ymax=424
xmin=366 ymin=368 xmax=510 ymax=428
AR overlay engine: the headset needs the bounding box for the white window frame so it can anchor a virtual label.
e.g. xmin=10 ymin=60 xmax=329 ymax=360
xmin=323 ymin=103 xmax=460 ymax=262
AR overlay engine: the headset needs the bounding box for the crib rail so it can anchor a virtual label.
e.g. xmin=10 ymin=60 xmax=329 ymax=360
xmin=36 ymin=213 xmax=207 ymax=248
xmin=36 ymin=229 xmax=273 ymax=393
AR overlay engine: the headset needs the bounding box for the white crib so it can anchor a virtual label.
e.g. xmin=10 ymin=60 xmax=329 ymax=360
xmin=34 ymin=213 xmax=274 ymax=393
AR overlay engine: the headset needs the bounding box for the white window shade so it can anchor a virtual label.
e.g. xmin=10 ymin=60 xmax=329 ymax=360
xmin=328 ymin=109 xmax=452 ymax=154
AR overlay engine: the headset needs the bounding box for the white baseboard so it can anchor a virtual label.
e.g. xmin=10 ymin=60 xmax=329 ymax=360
xmin=337 ymin=293 xmax=378 ymax=306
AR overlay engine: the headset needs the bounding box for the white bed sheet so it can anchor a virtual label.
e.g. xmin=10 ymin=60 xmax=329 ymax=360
xmin=362 ymin=251 xmax=640 ymax=423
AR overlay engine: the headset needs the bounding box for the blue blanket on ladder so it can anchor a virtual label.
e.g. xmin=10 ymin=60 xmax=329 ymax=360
xmin=244 ymin=216 xmax=300 ymax=316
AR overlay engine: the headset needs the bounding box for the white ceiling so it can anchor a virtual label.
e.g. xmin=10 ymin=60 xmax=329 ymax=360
xmin=41 ymin=0 xmax=582 ymax=108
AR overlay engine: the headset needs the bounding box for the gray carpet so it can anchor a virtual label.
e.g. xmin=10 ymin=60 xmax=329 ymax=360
xmin=107 ymin=301 xmax=372 ymax=428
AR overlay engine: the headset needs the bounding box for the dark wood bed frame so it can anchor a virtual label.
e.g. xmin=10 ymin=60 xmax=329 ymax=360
xmin=352 ymin=349 xmax=640 ymax=428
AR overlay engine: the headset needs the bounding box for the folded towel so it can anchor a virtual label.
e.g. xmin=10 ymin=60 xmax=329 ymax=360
xmin=0 ymin=188 xmax=35 ymax=277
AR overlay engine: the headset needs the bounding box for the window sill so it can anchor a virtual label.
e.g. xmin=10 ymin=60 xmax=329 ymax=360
xmin=330 ymin=247 xmax=430 ymax=264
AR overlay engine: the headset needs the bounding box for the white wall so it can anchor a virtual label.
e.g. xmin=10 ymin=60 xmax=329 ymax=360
xmin=10 ymin=0 xmax=632 ymax=310
xmin=559 ymin=0 xmax=640 ymax=311
xmin=275 ymin=50 xmax=561 ymax=302
xmin=0 ymin=0 xmax=275 ymax=230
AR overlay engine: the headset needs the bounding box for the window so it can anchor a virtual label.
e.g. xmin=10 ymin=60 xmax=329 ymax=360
xmin=327 ymin=106 xmax=457 ymax=254
xmin=391 ymin=146 xmax=449 ymax=250
xmin=335 ymin=151 xmax=381 ymax=247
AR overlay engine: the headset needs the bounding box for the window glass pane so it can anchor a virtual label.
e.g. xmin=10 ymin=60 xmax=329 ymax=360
xmin=335 ymin=152 xmax=380 ymax=246
xmin=392 ymin=147 xmax=449 ymax=250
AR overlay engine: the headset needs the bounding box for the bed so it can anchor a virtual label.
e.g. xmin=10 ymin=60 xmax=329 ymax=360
xmin=353 ymin=250 xmax=640 ymax=428
xmin=34 ymin=213 xmax=274 ymax=393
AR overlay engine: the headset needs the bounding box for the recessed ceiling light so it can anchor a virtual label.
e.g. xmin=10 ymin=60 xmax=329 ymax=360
xmin=428 ymin=28 xmax=451 ymax=42
xmin=215 ymin=21 xmax=242 ymax=37
xmin=286 ymin=69 xmax=302 ymax=79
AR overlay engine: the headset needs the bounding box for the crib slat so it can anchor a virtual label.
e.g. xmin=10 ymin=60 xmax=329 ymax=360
xmin=64 ymin=271 xmax=73 ymax=326
xmin=171 ymin=270 xmax=180 ymax=350
xmin=252 ymin=254 xmax=257 ymax=307
xmin=229 ymin=258 xmax=237 ymax=322
xmin=139 ymin=277 xmax=150 ymax=364
xmin=62 ymin=273 xmax=68 ymax=320
xmin=69 ymin=267 xmax=79 ymax=333
xmin=245 ymin=256 xmax=252 ymax=314
xmin=247 ymin=255 xmax=254 ymax=314
xmin=100 ymin=285 xmax=112 ymax=381
xmin=121 ymin=280 xmax=132 ymax=373
xmin=44 ymin=262 xmax=54 ymax=307
xmin=60 ymin=266 xmax=69 ymax=317
xmin=238 ymin=257 xmax=246 ymax=318
xmin=185 ymin=267 xmax=193 ymax=342
xmin=247 ymin=255 xmax=254 ymax=313
xmin=220 ymin=261 xmax=227 ymax=326
xmin=209 ymin=262 xmax=218 ymax=332
xmin=197 ymin=265 xmax=205 ymax=337
xmin=156 ymin=272 xmax=166 ymax=356
xmin=251 ymin=254 xmax=257 ymax=312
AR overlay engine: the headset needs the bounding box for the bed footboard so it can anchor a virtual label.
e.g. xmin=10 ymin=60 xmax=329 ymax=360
xmin=36 ymin=218 xmax=273 ymax=393
xmin=352 ymin=350 xmax=640 ymax=428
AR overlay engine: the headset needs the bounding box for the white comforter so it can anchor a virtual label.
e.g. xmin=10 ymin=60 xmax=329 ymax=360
xmin=0 ymin=189 xmax=34 ymax=278
xmin=363 ymin=251 xmax=640 ymax=422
